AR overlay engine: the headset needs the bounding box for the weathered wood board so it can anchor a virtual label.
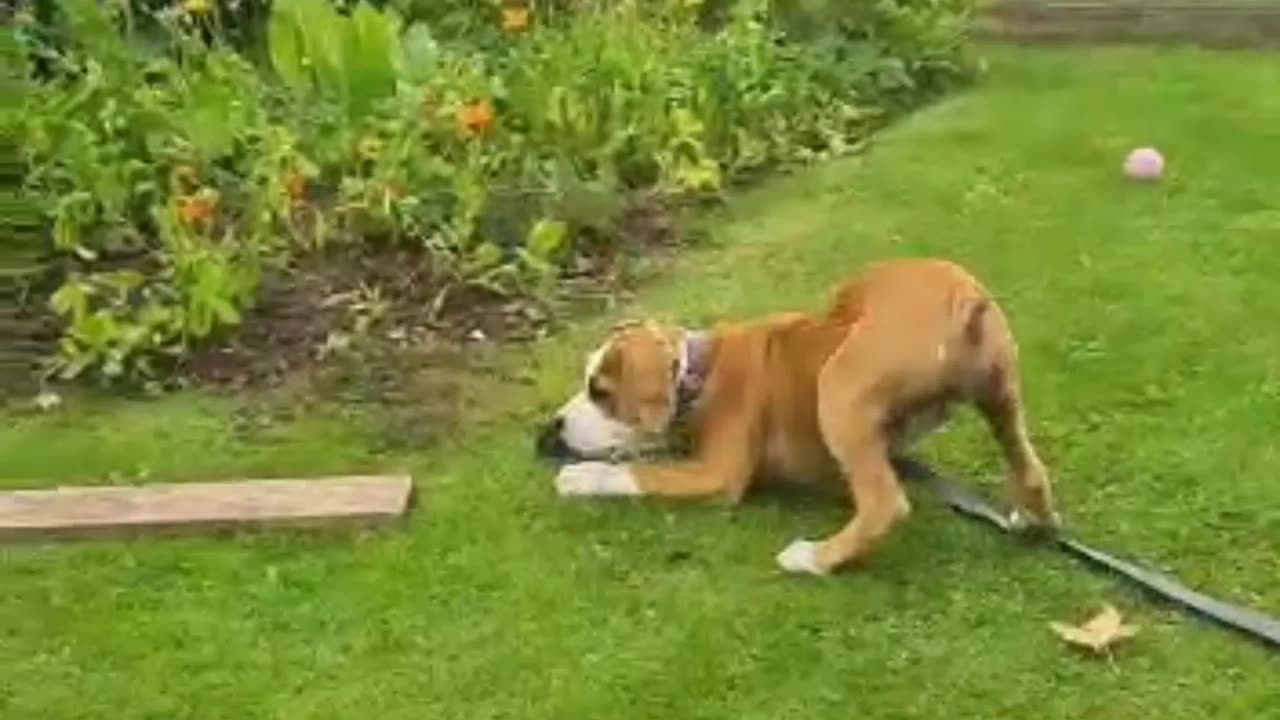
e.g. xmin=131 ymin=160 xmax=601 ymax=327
xmin=975 ymin=1 xmax=1280 ymax=48
xmin=0 ymin=474 xmax=414 ymax=541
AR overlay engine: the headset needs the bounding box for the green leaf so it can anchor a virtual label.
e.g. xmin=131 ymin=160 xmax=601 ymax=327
xmin=526 ymin=218 xmax=568 ymax=261
xmin=182 ymin=72 xmax=241 ymax=158
xmin=50 ymin=281 xmax=89 ymax=319
xmin=76 ymin=311 xmax=117 ymax=347
xmin=401 ymin=23 xmax=439 ymax=83
xmin=209 ymin=297 xmax=242 ymax=328
xmin=466 ymin=242 xmax=505 ymax=274
xmin=303 ymin=0 xmax=351 ymax=106
xmin=671 ymin=107 xmax=706 ymax=139
xmin=675 ymin=155 xmax=722 ymax=192
xmin=269 ymin=0 xmax=400 ymax=122
xmin=57 ymin=351 xmax=95 ymax=381
xmin=268 ymin=1 xmax=307 ymax=92
xmin=516 ymin=249 xmax=554 ymax=279
xmin=345 ymin=3 xmax=402 ymax=120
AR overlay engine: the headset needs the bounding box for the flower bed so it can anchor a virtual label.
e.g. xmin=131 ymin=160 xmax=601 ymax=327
xmin=3 ymin=0 xmax=977 ymax=386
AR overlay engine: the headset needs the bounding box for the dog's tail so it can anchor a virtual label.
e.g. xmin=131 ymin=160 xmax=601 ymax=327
xmin=945 ymin=283 xmax=992 ymax=348
xmin=828 ymin=283 xmax=867 ymax=324
xmin=963 ymin=297 xmax=990 ymax=345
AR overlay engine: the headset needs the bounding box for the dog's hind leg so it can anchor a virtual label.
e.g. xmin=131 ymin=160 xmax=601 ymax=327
xmin=969 ymin=305 xmax=1058 ymax=530
xmin=975 ymin=358 xmax=1058 ymax=530
xmin=775 ymin=433 xmax=909 ymax=575
xmin=776 ymin=327 xmax=911 ymax=576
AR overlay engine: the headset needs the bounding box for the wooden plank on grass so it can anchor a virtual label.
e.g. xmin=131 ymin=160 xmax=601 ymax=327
xmin=0 ymin=475 xmax=413 ymax=541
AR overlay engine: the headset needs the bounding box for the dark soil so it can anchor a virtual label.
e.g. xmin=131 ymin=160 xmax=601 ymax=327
xmin=182 ymin=192 xmax=685 ymax=450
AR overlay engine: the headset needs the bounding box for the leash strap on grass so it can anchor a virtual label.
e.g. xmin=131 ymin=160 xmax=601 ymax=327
xmin=893 ymin=457 xmax=1280 ymax=652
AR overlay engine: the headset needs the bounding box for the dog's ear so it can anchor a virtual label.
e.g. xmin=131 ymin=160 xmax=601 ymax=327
xmin=588 ymin=343 xmax=624 ymax=409
xmin=611 ymin=318 xmax=680 ymax=337
xmin=610 ymin=319 xmax=645 ymax=334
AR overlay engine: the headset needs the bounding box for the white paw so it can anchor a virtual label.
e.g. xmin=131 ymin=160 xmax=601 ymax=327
xmin=1006 ymin=508 xmax=1062 ymax=533
xmin=555 ymin=462 xmax=639 ymax=497
xmin=1007 ymin=508 xmax=1029 ymax=532
xmin=775 ymin=539 xmax=826 ymax=576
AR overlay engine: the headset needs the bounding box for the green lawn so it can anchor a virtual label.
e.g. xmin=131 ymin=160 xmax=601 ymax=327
xmin=4 ymin=45 xmax=1280 ymax=718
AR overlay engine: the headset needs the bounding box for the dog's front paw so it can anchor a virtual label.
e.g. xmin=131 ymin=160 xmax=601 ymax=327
xmin=775 ymin=539 xmax=827 ymax=576
xmin=555 ymin=462 xmax=639 ymax=497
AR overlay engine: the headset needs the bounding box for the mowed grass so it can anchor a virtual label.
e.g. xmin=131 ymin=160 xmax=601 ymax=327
xmin=4 ymin=45 xmax=1280 ymax=718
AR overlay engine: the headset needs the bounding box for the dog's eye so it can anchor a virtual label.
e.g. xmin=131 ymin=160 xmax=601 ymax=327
xmin=588 ymin=379 xmax=611 ymax=404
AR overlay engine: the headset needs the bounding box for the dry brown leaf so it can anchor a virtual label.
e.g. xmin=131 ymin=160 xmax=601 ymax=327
xmin=1049 ymin=604 xmax=1140 ymax=654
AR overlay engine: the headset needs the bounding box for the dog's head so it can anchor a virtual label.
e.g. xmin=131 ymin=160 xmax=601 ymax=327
xmin=536 ymin=320 xmax=695 ymax=461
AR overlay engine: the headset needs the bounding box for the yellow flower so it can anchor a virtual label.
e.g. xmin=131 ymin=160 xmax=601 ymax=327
xmin=357 ymin=136 xmax=383 ymax=161
xmin=183 ymin=0 xmax=212 ymax=15
xmin=171 ymin=164 xmax=199 ymax=192
xmin=501 ymin=6 xmax=531 ymax=32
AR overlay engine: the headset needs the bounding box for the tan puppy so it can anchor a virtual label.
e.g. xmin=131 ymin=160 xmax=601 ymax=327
xmin=536 ymin=258 xmax=1058 ymax=575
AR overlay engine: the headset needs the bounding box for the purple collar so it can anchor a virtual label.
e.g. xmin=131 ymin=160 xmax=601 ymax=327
xmin=676 ymin=330 xmax=710 ymax=412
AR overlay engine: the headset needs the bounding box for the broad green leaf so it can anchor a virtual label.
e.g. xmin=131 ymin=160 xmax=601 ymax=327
xmin=182 ymin=73 xmax=240 ymax=158
xmin=345 ymin=3 xmax=401 ymax=121
xmin=467 ymin=242 xmax=505 ymax=273
xmin=675 ymin=155 xmax=722 ymax=192
xmin=267 ymin=2 xmax=306 ymax=92
xmin=526 ymin=218 xmax=568 ymax=261
xmin=302 ymin=0 xmax=349 ymax=106
xmin=49 ymin=281 xmax=89 ymax=319
xmin=401 ymin=23 xmax=439 ymax=83
xmin=209 ymin=297 xmax=242 ymax=328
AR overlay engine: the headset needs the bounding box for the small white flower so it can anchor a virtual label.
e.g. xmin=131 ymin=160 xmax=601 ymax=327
xmin=33 ymin=391 xmax=62 ymax=412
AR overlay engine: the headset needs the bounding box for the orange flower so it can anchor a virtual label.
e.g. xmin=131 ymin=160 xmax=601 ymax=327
xmin=501 ymin=5 xmax=531 ymax=32
xmin=177 ymin=191 xmax=217 ymax=227
xmin=457 ymin=99 xmax=495 ymax=137
xmin=284 ymin=171 xmax=306 ymax=203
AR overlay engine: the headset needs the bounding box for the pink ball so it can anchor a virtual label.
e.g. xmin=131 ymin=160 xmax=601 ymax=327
xmin=1123 ymin=147 xmax=1164 ymax=181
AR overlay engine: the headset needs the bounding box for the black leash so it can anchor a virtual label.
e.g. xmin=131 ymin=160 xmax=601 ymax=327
xmin=893 ymin=457 xmax=1280 ymax=652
